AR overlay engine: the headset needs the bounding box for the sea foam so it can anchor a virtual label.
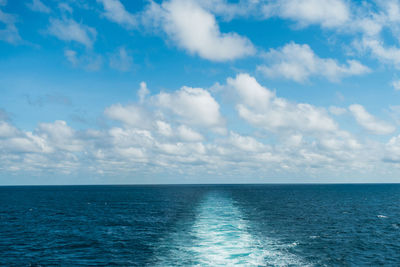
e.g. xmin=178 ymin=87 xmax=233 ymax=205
xmin=155 ymin=191 xmax=307 ymax=266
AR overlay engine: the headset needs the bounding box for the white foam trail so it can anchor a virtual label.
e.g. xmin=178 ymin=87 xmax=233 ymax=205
xmin=186 ymin=191 xmax=265 ymax=266
xmin=154 ymin=191 xmax=308 ymax=266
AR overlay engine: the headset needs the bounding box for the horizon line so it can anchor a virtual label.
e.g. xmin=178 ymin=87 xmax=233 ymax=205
xmin=1 ymin=182 xmax=400 ymax=187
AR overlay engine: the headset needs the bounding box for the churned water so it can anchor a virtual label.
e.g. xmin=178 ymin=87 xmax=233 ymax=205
xmin=1 ymin=184 xmax=400 ymax=266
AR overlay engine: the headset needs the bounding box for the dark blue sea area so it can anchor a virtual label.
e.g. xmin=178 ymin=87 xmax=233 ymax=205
xmin=1 ymin=184 xmax=400 ymax=266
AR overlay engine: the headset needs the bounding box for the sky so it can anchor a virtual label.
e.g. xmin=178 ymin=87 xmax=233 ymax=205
xmin=1 ymin=0 xmax=400 ymax=184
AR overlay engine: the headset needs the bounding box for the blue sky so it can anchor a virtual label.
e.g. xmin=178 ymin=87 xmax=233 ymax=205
xmin=1 ymin=0 xmax=400 ymax=184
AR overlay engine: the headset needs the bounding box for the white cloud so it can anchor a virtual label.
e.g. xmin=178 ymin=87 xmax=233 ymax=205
xmin=258 ymin=42 xmax=370 ymax=82
xmin=48 ymin=18 xmax=96 ymax=48
xmin=2 ymin=75 xmax=400 ymax=181
xmin=26 ymin=0 xmax=51 ymax=13
xmin=138 ymin=82 xmax=150 ymax=103
xmin=64 ymin=49 xmax=78 ymax=65
xmin=392 ymin=80 xmax=400 ymax=91
xmin=199 ymin=0 xmax=260 ymax=21
xmin=37 ymin=120 xmax=83 ymax=152
xmin=228 ymin=73 xmax=338 ymax=133
xmin=356 ymin=38 xmax=400 ymax=68
xmin=97 ymin=0 xmax=136 ymax=29
xmin=341 ymin=1 xmax=400 ymax=68
xmin=329 ymin=106 xmax=347 ymax=115
xmin=0 ymin=121 xmax=18 ymax=138
xmin=156 ymin=120 xmax=173 ymax=137
xmin=156 ymin=121 xmax=203 ymax=142
xmin=64 ymin=49 xmax=103 ymax=71
xmin=58 ymin=3 xmax=72 ymax=14
xmin=349 ymin=104 xmax=395 ymax=135
xmin=104 ymin=104 xmax=152 ymax=129
xmin=156 ymin=85 xmax=225 ymax=133
xmin=177 ymin=125 xmax=204 ymax=142
xmin=263 ymin=0 xmax=350 ymax=28
xmin=109 ymin=47 xmax=133 ymax=71
xmin=385 ymin=135 xmax=400 ymax=162
xmin=228 ymin=131 xmax=265 ymax=152
xmin=0 ymin=7 xmax=21 ymax=44
xmin=144 ymin=0 xmax=255 ymax=61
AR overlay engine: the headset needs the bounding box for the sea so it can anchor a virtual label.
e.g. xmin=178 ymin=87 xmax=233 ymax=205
xmin=1 ymin=184 xmax=400 ymax=266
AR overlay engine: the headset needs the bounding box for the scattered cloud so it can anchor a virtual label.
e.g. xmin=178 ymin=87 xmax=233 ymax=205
xmin=0 ymin=74 xmax=397 ymax=180
xmin=97 ymin=0 xmax=136 ymax=29
xmin=229 ymin=73 xmax=338 ymax=133
xmin=177 ymin=125 xmax=204 ymax=142
xmin=392 ymin=79 xmax=400 ymax=91
xmin=26 ymin=0 xmax=51 ymax=13
xmin=109 ymin=46 xmax=133 ymax=71
xmin=262 ymin=0 xmax=350 ymax=28
xmin=3 ymin=1 xmax=400 ymax=181
xmin=64 ymin=49 xmax=103 ymax=71
xmin=258 ymin=42 xmax=370 ymax=82
xmin=48 ymin=18 xmax=96 ymax=48
xmin=385 ymin=135 xmax=400 ymax=162
xmin=349 ymin=104 xmax=395 ymax=135
xmin=104 ymin=103 xmax=152 ymax=129
xmin=155 ymin=85 xmax=226 ymax=133
xmin=143 ymin=0 xmax=255 ymax=61
xmin=138 ymin=82 xmax=150 ymax=103
xmin=58 ymin=3 xmax=73 ymax=14
xmin=0 ymin=5 xmax=22 ymax=44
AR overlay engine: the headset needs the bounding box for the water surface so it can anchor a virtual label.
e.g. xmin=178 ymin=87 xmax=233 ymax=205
xmin=1 ymin=184 xmax=399 ymax=265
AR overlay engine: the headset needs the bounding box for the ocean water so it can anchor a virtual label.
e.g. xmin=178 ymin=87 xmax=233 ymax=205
xmin=1 ymin=184 xmax=400 ymax=266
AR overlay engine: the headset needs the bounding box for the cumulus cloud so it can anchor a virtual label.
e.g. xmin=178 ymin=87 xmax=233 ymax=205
xmin=0 ymin=121 xmax=18 ymax=138
xmin=143 ymin=0 xmax=255 ymax=61
xmin=156 ymin=85 xmax=225 ymax=133
xmin=104 ymin=104 xmax=152 ymax=129
xmin=177 ymin=125 xmax=204 ymax=142
xmin=48 ymin=18 xmax=97 ymax=48
xmin=262 ymin=0 xmax=350 ymax=28
xmin=384 ymin=135 xmax=400 ymax=162
xmin=349 ymin=104 xmax=395 ymax=135
xmin=336 ymin=1 xmax=400 ymax=69
xmin=258 ymin=42 xmax=370 ymax=82
xmin=228 ymin=73 xmax=338 ymax=133
xmin=228 ymin=131 xmax=266 ymax=152
xmin=0 ymin=119 xmax=84 ymax=174
xmin=0 ymin=76 xmax=397 ymax=181
xmin=97 ymin=0 xmax=136 ymax=29
xmin=37 ymin=120 xmax=83 ymax=152
xmin=26 ymin=0 xmax=51 ymax=13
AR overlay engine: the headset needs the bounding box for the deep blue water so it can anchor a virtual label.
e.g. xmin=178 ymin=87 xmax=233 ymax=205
xmin=1 ymin=184 xmax=400 ymax=266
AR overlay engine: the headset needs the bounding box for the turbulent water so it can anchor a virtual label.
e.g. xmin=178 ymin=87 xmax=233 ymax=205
xmin=1 ymin=184 xmax=400 ymax=266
